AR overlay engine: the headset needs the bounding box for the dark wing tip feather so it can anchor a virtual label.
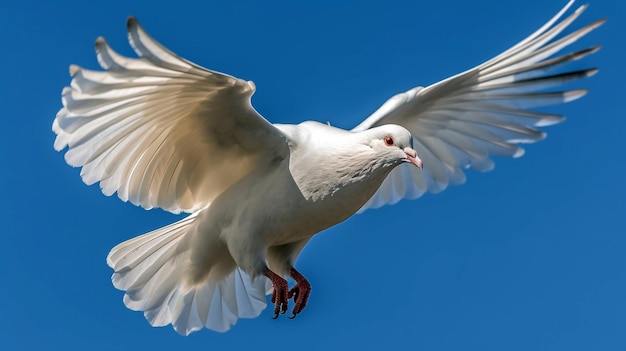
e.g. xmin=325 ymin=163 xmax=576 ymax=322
xmin=595 ymin=17 xmax=608 ymax=27
xmin=578 ymin=45 xmax=602 ymax=59
xmin=583 ymin=18 xmax=607 ymax=34
xmin=586 ymin=18 xmax=607 ymax=30
xmin=94 ymin=36 xmax=107 ymax=53
xmin=127 ymin=16 xmax=139 ymax=31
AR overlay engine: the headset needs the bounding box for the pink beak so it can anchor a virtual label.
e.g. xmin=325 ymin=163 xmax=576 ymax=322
xmin=404 ymin=147 xmax=423 ymax=169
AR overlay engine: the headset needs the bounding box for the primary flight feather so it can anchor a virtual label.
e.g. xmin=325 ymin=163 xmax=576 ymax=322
xmin=53 ymin=0 xmax=603 ymax=335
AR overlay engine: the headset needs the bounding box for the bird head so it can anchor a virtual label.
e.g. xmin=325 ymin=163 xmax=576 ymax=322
xmin=367 ymin=124 xmax=423 ymax=169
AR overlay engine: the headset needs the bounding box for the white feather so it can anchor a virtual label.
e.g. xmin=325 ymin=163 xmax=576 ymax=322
xmin=354 ymin=2 xmax=604 ymax=211
xmin=107 ymin=212 xmax=269 ymax=335
xmin=53 ymin=1 xmax=603 ymax=335
xmin=54 ymin=18 xmax=287 ymax=214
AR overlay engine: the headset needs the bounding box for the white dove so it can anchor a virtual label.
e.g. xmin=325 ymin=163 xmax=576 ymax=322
xmin=53 ymin=1 xmax=603 ymax=335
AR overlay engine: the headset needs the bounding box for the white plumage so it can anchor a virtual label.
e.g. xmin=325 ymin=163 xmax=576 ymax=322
xmin=355 ymin=2 xmax=604 ymax=211
xmin=53 ymin=1 xmax=603 ymax=335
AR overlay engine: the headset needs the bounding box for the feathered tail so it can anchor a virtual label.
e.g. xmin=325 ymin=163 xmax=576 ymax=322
xmin=106 ymin=212 xmax=271 ymax=335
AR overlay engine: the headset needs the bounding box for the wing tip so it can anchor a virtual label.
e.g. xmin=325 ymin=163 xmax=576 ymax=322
xmin=94 ymin=36 xmax=108 ymax=56
xmin=588 ymin=17 xmax=608 ymax=31
xmin=95 ymin=36 xmax=106 ymax=47
xmin=535 ymin=114 xmax=566 ymax=127
xmin=564 ymin=89 xmax=588 ymax=102
xmin=105 ymin=252 xmax=115 ymax=269
xmin=68 ymin=64 xmax=80 ymax=76
xmin=574 ymin=3 xmax=589 ymax=15
xmin=127 ymin=16 xmax=139 ymax=31
xmin=513 ymin=146 xmax=525 ymax=159
xmin=583 ymin=44 xmax=603 ymax=58
xmin=586 ymin=68 xmax=599 ymax=78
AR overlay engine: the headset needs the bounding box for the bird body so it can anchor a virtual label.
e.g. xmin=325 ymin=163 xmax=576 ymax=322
xmin=192 ymin=124 xmax=405 ymax=277
xmin=196 ymin=120 xmax=415 ymax=274
xmin=53 ymin=0 xmax=603 ymax=335
xmin=104 ymin=120 xmax=417 ymax=334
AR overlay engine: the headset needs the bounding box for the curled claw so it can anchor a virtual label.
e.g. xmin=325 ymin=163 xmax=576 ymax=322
xmin=288 ymin=267 xmax=312 ymax=319
xmin=264 ymin=268 xmax=289 ymax=319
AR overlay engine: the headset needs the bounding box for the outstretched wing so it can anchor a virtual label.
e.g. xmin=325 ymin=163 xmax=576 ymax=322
xmin=53 ymin=18 xmax=288 ymax=214
xmin=352 ymin=1 xmax=604 ymax=211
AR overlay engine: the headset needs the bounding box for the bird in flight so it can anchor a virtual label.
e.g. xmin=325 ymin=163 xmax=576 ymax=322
xmin=53 ymin=1 xmax=603 ymax=335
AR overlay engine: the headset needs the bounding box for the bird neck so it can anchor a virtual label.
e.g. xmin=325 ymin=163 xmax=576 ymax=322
xmin=289 ymin=142 xmax=396 ymax=203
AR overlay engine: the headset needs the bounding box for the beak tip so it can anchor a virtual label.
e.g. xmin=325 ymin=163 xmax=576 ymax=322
xmin=404 ymin=147 xmax=422 ymax=169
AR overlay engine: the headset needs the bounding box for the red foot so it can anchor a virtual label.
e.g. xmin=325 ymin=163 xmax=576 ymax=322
xmin=288 ymin=267 xmax=311 ymax=319
xmin=263 ymin=268 xmax=289 ymax=318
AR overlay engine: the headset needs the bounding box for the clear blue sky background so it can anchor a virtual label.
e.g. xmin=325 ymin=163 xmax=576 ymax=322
xmin=1 ymin=0 xmax=624 ymax=350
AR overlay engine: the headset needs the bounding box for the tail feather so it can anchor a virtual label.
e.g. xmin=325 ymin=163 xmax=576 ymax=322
xmin=107 ymin=213 xmax=196 ymax=270
xmin=107 ymin=212 xmax=271 ymax=335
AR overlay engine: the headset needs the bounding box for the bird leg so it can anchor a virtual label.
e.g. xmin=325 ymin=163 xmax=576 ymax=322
xmin=263 ymin=267 xmax=289 ymax=318
xmin=287 ymin=266 xmax=311 ymax=319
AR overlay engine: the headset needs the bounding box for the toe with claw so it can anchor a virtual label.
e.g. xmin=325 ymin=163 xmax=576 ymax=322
xmin=264 ymin=268 xmax=289 ymax=318
xmin=288 ymin=267 xmax=311 ymax=319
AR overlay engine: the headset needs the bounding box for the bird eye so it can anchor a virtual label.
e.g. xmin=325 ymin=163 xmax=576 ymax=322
xmin=384 ymin=136 xmax=394 ymax=146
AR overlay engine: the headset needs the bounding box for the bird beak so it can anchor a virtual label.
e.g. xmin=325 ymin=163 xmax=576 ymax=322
xmin=404 ymin=147 xmax=423 ymax=169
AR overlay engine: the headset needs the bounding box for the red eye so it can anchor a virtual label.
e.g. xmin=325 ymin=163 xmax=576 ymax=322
xmin=384 ymin=136 xmax=394 ymax=146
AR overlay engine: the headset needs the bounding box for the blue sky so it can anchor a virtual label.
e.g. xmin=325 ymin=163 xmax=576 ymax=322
xmin=1 ymin=0 xmax=625 ymax=350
